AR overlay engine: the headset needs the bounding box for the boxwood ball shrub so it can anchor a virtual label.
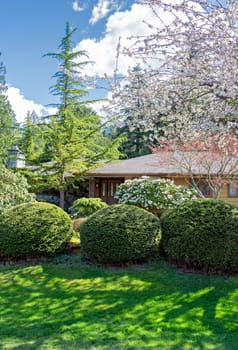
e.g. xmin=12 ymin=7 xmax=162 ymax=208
xmin=80 ymin=204 xmax=161 ymax=264
xmin=0 ymin=202 xmax=73 ymax=258
xmin=160 ymin=199 xmax=238 ymax=272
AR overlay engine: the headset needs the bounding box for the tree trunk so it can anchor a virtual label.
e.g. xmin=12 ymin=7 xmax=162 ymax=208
xmin=59 ymin=188 xmax=65 ymax=209
xmin=213 ymin=185 xmax=223 ymax=200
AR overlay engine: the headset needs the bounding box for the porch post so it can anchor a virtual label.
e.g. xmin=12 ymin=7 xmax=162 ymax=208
xmin=89 ymin=178 xmax=95 ymax=198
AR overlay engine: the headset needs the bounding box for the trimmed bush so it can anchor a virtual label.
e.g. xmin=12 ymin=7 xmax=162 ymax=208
xmin=69 ymin=197 xmax=108 ymax=218
xmin=80 ymin=204 xmax=161 ymax=264
xmin=0 ymin=202 xmax=73 ymax=258
xmin=161 ymin=199 xmax=238 ymax=272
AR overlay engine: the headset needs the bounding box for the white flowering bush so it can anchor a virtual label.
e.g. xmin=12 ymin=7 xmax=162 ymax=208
xmin=114 ymin=177 xmax=197 ymax=215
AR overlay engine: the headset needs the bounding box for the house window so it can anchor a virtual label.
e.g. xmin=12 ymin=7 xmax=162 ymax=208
xmin=110 ymin=183 xmax=114 ymax=197
xmin=228 ymin=184 xmax=238 ymax=197
xmin=102 ymin=183 xmax=106 ymax=196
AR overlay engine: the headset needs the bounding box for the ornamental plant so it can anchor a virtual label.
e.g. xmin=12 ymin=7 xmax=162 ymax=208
xmin=114 ymin=177 xmax=197 ymax=215
xmin=0 ymin=202 xmax=73 ymax=258
xmin=160 ymin=199 xmax=238 ymax=273
xmin=80 ymin=204 xmax=161 ymax=264
xmin=0 ymin=164 xmax=35 ymax=214
xmin=69 ymin=197 xmax=108 ymax=218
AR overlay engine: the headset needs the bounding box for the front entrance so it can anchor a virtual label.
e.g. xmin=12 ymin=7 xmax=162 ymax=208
xmin=98 ymin=178 xmax=124 ymax=204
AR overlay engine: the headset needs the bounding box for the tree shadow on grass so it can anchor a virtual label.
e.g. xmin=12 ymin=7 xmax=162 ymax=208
xmin=0 ymin=261 xmax=237 ymax=350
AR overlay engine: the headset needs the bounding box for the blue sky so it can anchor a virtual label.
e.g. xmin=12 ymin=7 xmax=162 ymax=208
xmin=1 ymin=0 xmax=103 ymax=103
xmin=2 ymin=0 xmax=186 ymax=123
xmin=1 ymin=0 xmax=152 ymax=122
xmin=0 ymin=0 xmax=229 ymax=122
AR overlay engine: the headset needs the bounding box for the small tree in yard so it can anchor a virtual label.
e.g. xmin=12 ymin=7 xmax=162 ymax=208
xmin=151 ymin=131 xmax=238 ymax=199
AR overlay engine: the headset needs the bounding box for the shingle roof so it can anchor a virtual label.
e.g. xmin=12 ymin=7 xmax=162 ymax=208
xmin=87 ymin=152 xmax=202 ymax=177
xmin=87 ymin=151 xmax=238 ymax=177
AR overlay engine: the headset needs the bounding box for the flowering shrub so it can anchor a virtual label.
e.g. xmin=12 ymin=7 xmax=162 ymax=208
xmin=114 ymin=177 xmax=197 ymax=215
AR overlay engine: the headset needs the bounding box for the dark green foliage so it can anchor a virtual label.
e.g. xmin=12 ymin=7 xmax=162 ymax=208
xmin=114 ymin=118 xmax=153 ymax=159
xmin=110 ymin=65 xmax=163 ymax=159
xmin=69 ymin=197 xmax=108 ymax=218
xmin=0 ymin=202 xmax=73 ymax=258
xmin=160 ymin=199 xmax=238 ymax=272
xmin=80 ymin=204 xmax=161 ymax=264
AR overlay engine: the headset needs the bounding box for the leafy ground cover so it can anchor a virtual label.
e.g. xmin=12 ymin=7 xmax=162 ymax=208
xmin=0 ymin=257 xmax=237 ymax=350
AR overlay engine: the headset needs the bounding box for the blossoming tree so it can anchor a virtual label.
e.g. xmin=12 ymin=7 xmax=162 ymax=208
xmin=151 ymin=131 xmax=238 ymax=199
xmin=110 ymin=0 xmax=238 ymax=139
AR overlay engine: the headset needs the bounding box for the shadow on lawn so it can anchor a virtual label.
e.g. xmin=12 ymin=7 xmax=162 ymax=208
xmin=0 ymin=261 xmax=237 ymax=350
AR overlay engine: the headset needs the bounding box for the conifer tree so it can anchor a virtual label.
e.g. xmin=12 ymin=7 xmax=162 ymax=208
xmin=41 ymin=23 xmax=121 ymax=209
xmin=19 ymin=111 xmax=45 ymax=164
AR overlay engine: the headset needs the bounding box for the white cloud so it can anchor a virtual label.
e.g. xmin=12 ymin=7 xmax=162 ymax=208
xmin=90 ymin=100 xmax=106 ymax=117
xmin=72 ymin=1 xmax=84 ymax=12
xmin=90 ymin=0 xmax=115 ymax=25
xmin=7 ymin=86 xmax=56 ymax=123
xmin=75 ymin=3 xmax=166 ymax=78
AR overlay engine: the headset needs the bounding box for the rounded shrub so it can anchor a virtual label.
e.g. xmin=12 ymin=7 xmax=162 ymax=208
xmin=160 ymin=199 xmax=238 ymax=272
xmin=0 ymin=202 xmax=73 ymax=258
xmin=80 ymin=204 xmax=161 ymax=264
xmin=69 ymin=197 xmax=108 ymax=218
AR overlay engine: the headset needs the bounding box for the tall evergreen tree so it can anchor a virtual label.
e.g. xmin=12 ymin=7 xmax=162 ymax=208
xmin=41 ymin=23 xmax=121 ymax=209
xmin=113 ymin=66 xmax=159 ymax=158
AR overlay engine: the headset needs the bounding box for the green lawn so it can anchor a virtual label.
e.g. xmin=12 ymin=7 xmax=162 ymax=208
xmin=0 ymin=258 xmax=237 ymax=350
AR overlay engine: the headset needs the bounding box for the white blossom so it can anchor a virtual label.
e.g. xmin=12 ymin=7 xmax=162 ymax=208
xmin=108 ymin=0 xmax=238 ymax=138
xmin=115 ymin=177 xmax=197 ymax=213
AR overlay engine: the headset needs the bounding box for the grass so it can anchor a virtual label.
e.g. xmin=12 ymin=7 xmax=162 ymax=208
xmin=0 ymin=257 xmax=237 ymax=350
